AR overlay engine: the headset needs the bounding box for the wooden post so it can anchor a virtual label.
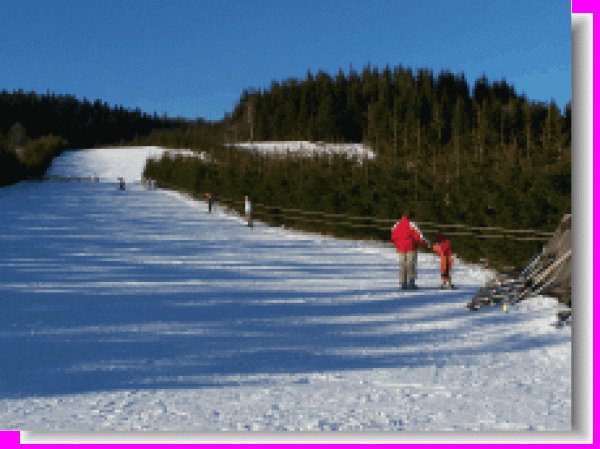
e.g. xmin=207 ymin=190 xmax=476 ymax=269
xmin=244 ymin=195 xmax=253 ymax=227
xmin=205 ymin=192 xmax=213 ymax=213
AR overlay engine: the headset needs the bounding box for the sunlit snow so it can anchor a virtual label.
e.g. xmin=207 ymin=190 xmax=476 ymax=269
xmin=0 ymin=147 xmax=570 ymax=432
xmin=231 ymin=141 xmax=376 ymax=159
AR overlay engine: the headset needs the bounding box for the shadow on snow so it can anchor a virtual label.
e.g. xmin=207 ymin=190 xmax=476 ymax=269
xmin=0 ymin=181 xmax=565 ymax=398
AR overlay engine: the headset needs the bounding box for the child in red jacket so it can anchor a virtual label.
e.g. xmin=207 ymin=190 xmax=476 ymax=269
xmin=432 ymin=232 xmax=453 ymax=289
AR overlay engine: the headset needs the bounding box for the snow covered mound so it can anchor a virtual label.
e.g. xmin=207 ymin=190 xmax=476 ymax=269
xmin=46 ymin=146 xmax=201 ymax=183
xmin=231 ymin=141 xmax=376 ymax=159
xmin=0 ymin=147 xmax=571 ymax=432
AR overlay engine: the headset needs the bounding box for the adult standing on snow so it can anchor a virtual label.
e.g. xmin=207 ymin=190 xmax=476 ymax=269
xmin=391 ymin=210 xmax=430 ymax=290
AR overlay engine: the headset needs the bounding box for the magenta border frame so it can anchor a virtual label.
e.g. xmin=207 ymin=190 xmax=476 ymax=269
xmin=0 ymin=1 xmax=595 ymax=447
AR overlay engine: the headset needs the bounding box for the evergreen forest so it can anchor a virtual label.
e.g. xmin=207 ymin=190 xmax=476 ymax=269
xmin=0 ymin=90 xmax=182 ymax=186
xmin=1 ymin=65 xmax=571 ymax=270
xmin=141 ymin=66 xmax=571 ymax=269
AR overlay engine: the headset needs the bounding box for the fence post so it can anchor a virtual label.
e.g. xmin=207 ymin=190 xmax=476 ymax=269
xmin=205 ymin=192 xmax=213 ymax=213
xmin=245 ymin=195 xmax=253 ymax=227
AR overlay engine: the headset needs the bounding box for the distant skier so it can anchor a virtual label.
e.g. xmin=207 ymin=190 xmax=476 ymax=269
xmin=432 ymin=232 xmax=454 ymax=289
xmin=391 ymin=211 xmax=430 ymax=290
xmin=118 ymin=177 xmax=125 ymax=191
xmin=244 ymin=195 xmax=253 ymax=227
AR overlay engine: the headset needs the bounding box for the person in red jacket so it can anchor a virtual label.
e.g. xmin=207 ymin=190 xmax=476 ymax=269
xmin=391 ymin=211 xmax=430 ymax=290
xmin=432 ymin=232 xmax=453 ymax=289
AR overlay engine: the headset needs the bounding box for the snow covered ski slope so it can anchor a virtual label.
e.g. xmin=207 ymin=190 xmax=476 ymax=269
xmin=0 ymin=147 xmax=571 ymax=432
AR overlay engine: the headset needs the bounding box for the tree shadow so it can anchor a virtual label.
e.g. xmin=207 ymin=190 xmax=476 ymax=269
xmin=0 ymin=182 xmax=568 ymax=399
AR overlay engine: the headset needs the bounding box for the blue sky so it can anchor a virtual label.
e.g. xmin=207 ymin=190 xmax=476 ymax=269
xmin=0 ymin=0 xmax=570 ymax=120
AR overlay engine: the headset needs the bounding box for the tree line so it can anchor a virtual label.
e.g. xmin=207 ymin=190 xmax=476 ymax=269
xmin=228 ymin=66 xmax=569 ymax=166
xmin=1 ymin=65 xmax=571 ymax=270
xmin=0 ymin=90 xmax=182 ymax=186
xmin=142 ymin=65 xmax=570 ymax=270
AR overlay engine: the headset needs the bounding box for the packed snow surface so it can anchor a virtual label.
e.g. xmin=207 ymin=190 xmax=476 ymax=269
xmin=0 ymin=147 xmax=570 ymax=432
xmin=45 ymin=146 xmax=201 ymax=182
